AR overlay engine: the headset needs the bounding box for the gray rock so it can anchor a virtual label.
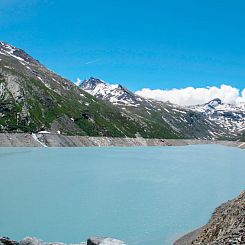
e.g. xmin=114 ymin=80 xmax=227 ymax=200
xmin=20 ymin=237 xmax=43 ymax=245
xmin=0 ymin=237 xmax=19 ymax=245
xmin=87 ymin=237 xmax=126 ymax=245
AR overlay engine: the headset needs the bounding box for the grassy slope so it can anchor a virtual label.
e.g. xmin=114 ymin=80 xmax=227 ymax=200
xmin=0 ymin=62 xmax=181 ymax=139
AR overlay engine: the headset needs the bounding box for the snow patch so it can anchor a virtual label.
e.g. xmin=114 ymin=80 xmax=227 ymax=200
xmin=31 ymin=133 xmax=47 ymax=147
xmin=37 ymin=76 xmax=51 ymax=89
xmin=38 ymin=130 xmax=51 ymax=134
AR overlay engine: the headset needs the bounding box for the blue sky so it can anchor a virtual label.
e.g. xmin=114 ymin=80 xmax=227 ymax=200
xmin=1 ymin=0 xmax=245 ymax=91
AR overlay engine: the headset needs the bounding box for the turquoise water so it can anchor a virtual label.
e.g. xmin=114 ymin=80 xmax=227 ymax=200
xmin=0 ymin=145 xmax=244 ymax=245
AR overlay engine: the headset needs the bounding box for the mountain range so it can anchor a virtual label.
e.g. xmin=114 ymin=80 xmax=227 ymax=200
xmin=0 ymin=41 xmax=244 ymax=140
xmin=79 ymin=77 xmax=245 ymax=140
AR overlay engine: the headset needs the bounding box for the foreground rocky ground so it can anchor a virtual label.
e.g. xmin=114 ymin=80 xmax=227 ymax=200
xmin=0 ymin=237 xmax=126 ymax=245
xmin=0 ymin=133 xmax=245 ymax=148
xmin=175 ymin=191 xmax=245 ymax=245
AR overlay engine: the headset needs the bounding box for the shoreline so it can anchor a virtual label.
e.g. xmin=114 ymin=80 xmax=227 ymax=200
xmin=0 ymin=237 xmax=125 ymax=245
xmin=0 ymin=133 xmax=244 ymax=148
xmin=174 ymin=227 xmax=204 ymax=245
xmin=174 ymin=190 xmax=245 ymax=244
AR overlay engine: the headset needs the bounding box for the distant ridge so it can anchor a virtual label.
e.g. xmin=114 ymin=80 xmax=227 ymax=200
xmin=81 ymin=77 xmax=245 ymax=140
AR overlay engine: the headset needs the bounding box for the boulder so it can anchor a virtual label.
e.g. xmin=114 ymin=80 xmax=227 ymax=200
xmin=20 ymin=237 xmax=43 ymax=245
xmin=87 ymin=237 xmax=126 ymax=245
xmin=0 ymin=237 xmax=19 ymax=245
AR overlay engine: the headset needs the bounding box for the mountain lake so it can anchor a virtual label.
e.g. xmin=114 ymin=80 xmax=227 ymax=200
xmin=0 ymin=145 xmax=244 ymax=245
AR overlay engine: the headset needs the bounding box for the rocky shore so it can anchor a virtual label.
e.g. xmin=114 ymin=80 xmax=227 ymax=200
xmin=0 ymin=237 xmax=126 ymax=245
xmin=174 ymin=191 xmax=245 ymax=245
xmin=0 ymin=133 xmax=245 ymax=148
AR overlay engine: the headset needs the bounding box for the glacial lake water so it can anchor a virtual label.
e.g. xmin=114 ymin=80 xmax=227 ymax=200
xmin=0 ymin=145 xmax=245 ymax=245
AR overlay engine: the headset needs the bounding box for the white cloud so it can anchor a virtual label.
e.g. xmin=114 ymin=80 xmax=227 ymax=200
xmin=236 ymin=88 xmax=245 ymax=104
xmin=85 ymin=59 xmax=100 ymax=65
xmin=135 ymin=84 xmax=245 ymax=106
xmin=75 ymin=78 xmax=82 ymax=86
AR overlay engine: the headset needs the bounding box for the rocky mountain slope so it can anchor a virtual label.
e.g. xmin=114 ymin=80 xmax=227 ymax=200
xmin=0 ymin=41 xmax=181 ymax=139
xmin=190 ymin=98 xmax=245 ymax=138
xmin=80 ymin=78 xmax=245 ymax=140
xmin=1 ymin=41 xmax=244 ymax=140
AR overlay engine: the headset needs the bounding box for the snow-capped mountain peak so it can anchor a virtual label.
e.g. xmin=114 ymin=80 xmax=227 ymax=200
xmin=0 ymin=41 xmax=40 ymax=66
xmin=80 ymin=77 xmax=106 ymax=90
xmin=80 ymin=77 xmax=245 ymax=138
xmin=190 ymin=98 xmax=245 ymax=134
xmin=80 ymin=77 xmax=139 ymax=106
